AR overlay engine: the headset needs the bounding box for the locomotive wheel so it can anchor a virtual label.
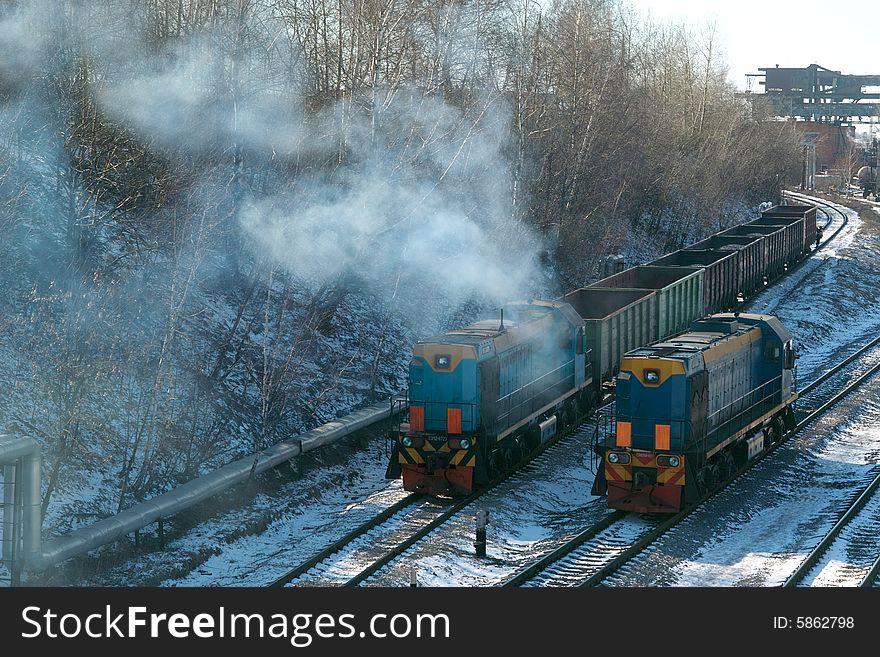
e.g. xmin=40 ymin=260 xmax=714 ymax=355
xmin=704 ymin=464 xmax=721 ymax=493
xmin=733 ymin=441 xmax=749 ymax=468
xmin=557 ymin=408 xmax=569 ymax=430
xmin=525 ymin=426 xmax=540 ymax=451
xmin=580 ymin=387 xmax=597 ymax=411
xmin=772 ymin=415 xmax=785 ymax=443
xmin=509 ymin=441 xmax=523 ymax=465
xmin=719 ymin=452 xmax=736 ymax=482
xmin=488 ymin=450 xmax=504 ymax=478
xmin=501 ymin=448 xmax=516 ymax=473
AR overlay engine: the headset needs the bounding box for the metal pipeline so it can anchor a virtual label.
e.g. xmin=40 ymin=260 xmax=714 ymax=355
xmin=30 ymin=399 xmax=400 ymax=571
xmin=0 ymin=436 xmax=41 ymax=567
xmin=0 ymin=436 xmax=39 ymax=463
xmin=21 ymin=451 xmax=41 ymax=564
xmin=2 ymin=465 xmax=15 ymax=564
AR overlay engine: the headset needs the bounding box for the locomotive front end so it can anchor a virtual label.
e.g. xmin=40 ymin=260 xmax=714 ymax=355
xmin=603 ymin=358 xmax=689 ymax=513
xmin=388 ymin=343 xmax=481 ymax=496
xmin=593 ymin=313 xmax=798 ymax=514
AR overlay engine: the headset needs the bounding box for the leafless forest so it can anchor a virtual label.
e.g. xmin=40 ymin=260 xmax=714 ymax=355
xmin=0 ymin=0 xmax=801 ymax=528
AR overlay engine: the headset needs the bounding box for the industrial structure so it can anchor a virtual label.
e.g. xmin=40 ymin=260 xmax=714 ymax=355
xmin=748 ymin=64 xmax=880 ymax=123
xmin=744 ymin=65 xmax=879 ymax=193
xmin=857 ymin=138 xmax=878 ymax=197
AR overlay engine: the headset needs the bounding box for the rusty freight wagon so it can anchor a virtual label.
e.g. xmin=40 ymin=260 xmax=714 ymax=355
xmin=685 ymin=235 xmax=767 ymax=302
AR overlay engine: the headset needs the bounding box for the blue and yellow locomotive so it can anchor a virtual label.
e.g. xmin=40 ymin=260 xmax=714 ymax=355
xmin=385 ymin=300 xmax=595 ymax=496
xmin=592 ymin=313 xmax=797 ymax=513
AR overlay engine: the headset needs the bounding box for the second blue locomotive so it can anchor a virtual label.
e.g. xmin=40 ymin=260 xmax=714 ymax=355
xmin=592 ymin=313 xmax=797 ymax=512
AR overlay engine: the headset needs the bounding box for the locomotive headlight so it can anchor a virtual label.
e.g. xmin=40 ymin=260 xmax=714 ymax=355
xmin=459 ymin=438 xmax=471 ymax=450
xmin=608 ymin=452 xmax=620 ymax=464
xmin=657 ymin=455 xmax=681 ymax=468
xmin=402 ymin=436 xmax=413 ymax=447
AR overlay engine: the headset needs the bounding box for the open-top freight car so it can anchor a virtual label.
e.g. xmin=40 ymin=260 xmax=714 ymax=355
xmin=650 ymin=249 xmax=738 ymax=314
xmin=720 ymin=225 xmax=786 ymax=283
xmin=746 ymin=203 xmax=817 ymax=268
xmin=586 ymin=265 xmax=704 ymax=342
xmin=385 ymin=202 xmax=818 ymax=497
xmin=760 ymin=203 xmax=818 ymax=253
xmin=684 ymin=234 xmax=767 ymax=302
xmin=559 ymin=288 xmax=658 ymax=386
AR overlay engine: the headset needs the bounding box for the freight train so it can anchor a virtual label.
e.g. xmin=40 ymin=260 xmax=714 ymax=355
xmin=385 ymin=202 xmax=817 ymax=503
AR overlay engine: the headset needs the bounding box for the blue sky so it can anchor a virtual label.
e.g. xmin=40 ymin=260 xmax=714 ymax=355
xmin=627 ymin=1 xmax=880 ymax=92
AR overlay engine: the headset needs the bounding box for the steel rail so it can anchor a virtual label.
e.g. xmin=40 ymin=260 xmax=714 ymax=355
xmin=343 ymin=412 xmax=606 ymax=587
xmin=784 ymin=469 xmax=880 ymax=587
xmin=271 ymin=400 xmax=607 ymax=587
xmin=268 ymin=494 xmax=423 ymax=587
xmin=500 ymin=511 xmax=626 ymax=587
xmin=798 ymin=335 xmax=880 ymax=397
xmin=859 ymin=549 xmax=880 ymax=588
xmin=783 ymin=190 xmax=849 ymax=251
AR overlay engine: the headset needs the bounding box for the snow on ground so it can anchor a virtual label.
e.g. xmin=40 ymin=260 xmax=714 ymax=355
xmin=62 ymin=195 xmax=880 ymax=588
xmin=802 ymin=482 xmax=880 ymax=587
xmin=167 ymin=480 xmax=408 ymax=587
xmin=70 ymin=439 xmax=406 ymax=586
xmin=121 ymin=419 xmax=605 ymax=587
xmin=365 ymin=422 xmax=608 ymax=587
xmin=521 ymin=514 xmax=659 ymax=587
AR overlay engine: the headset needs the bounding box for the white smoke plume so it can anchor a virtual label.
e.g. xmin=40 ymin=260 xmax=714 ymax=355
xmin=2 ymin=0 xmax=547 ymax=319
xmin=237 ymin=89 xmax=543 ymax=306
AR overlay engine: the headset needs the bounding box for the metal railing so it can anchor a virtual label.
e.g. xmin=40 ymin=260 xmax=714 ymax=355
xmin=598 ymin=409 xmax=693 ymax=454
xmin=596 ymin=374 xmax=789 ymax=462
xmin=495 ymin=359 xmax=576 ymax=430
xmin=390 ymin=397 xmax=478 ymax=434
xmin=703 ymin=375 xmax=785 ymax=449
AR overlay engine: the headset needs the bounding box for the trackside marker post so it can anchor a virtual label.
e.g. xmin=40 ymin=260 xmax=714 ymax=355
xmin=475 ymin=509 xmax=489 ymax=557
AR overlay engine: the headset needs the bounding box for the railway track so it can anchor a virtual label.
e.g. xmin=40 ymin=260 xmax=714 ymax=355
xmin=863 ymin=551 xmax=880 ymax=587
xmin=784 ymin=190 xmax=849 ymax=250
xmin=502 ymin=511 xmax=643 ymax=587
xmin=269 ymin=406 xmax=605 ymax=587
xmin=784 ymin=468 xmax=880 ymax=588
xmin=502 ymin=326 xmax=880 ymax=587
